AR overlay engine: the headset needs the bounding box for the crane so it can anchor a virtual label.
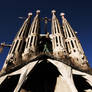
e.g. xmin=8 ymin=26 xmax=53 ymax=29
xmin=0 ymin=42 xmax=11 ymax=53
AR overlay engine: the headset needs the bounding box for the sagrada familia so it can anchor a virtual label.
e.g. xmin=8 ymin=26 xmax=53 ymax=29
xmin=0 ymin=10 xmax=92 ymax=92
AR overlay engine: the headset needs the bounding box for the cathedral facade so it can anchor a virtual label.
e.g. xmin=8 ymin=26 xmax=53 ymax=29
xmin=0 ymin=10 xmax=92 ymax=92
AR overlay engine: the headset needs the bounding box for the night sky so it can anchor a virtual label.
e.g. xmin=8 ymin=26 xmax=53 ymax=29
xmin=0 ymin=0 xmax=92 ymax=69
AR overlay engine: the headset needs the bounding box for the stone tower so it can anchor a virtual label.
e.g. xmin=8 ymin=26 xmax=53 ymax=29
xmin=61 ymin=13 xmax=89 ymax=70
xmin=51 ymin=10 xmax=67 ymax=57
xmin=0 ymin=10 xmax=92 ymax=92
xmin=22 ymin=10 xmax=40 ymax=61
xmin=1 ymin=13 xmax=32 ymax=73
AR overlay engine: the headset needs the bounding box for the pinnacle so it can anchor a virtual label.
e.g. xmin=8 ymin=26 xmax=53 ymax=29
xmin=60 ymin=12 xmax=65 ymax=17
xmin=52 ymin=10 xmax=56 ymax=14
xmin=28 ymin=12 xmax=32 ymax=16
xmin=36 ymin=10 xmax=40 ymax=14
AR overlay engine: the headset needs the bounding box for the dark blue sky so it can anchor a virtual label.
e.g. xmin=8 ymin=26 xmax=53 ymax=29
xmin=0 ymin=0 xmax=92 ymax=69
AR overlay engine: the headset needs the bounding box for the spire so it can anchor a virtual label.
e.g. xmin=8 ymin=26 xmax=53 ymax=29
xmin=60 ymin=13 xmax=89 ymax=69
xmin=22 ymin=10 xmax=40 ymax=61
xmin=1 ymin=13 xmax=32 ymax=73
xmin=16 ymin=13 xmax=32 ymax=38
xmin=60 ymin=13 xmax=76 ymax=38
xmin=51 ymin=10 xmax=67 ymax=57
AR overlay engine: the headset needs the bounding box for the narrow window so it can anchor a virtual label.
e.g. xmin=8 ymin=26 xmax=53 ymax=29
xmin=59 ymin=36 xmax=62 ymax=46
xmin=75 ymin=40 xmax=78 ymax=48
xmin=59 ymin=36 xmax=61 ymax=44
xmin=32 ymin=21 xmax=36 ymax=33
xmin=54 ymin=22 xmax=57 ymax=33
xmin=69 ymin=25 xmax=75 ymax=37
xmin=25 ymin=25 xmax=29 ymax=37
xmin=63 ymin=26 xmax=66 ymax=37
xmin=66 ymin=25 xmax=71 ymax=37
xmin=29 ymin=27 xmax=32 ymax=34
xmin=21 ymin=42 xmax=26 ymax=52
xmin=71 ymin=30 xmax=75 ymax=37
xmin=30 ymin=36 xmax=33 ymax=46
xmin=56 ymin=22 xmax=60 ymax=33
xmin=68 ymin=42 xmax=71 ymax=49
xmin=18 ymin=40 xmax=22 ymax=52
xmin=71 ymin=40 xmax=74 ymax=48
xmin=32 ymin=26 xmax=35 ymax=33
xmin=53 ymin=38 xmax=55 ymax=49
xmin=34 ymin=36 xmax=36 ymax=45
xmin=65 ymin=42 xmax=69 ymax=53
xmin=68 ymin=42 xmax=71 ymax=54
xmin=12 ymin=40 xmax=18 ymax=53
xmin=26 ymin=38 xmax=29 ymax=48
xmin=56 ymin=36 xmax=58 ymax=46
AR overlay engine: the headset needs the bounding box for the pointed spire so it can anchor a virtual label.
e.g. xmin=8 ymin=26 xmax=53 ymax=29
xmin=1 ymin=13 xmax=32 ymax=73
xmin=36 ymin=10 xmax=40 ymax=14
xmin=28 ymin=12 xmax=32 ymax=17
xmin=17 ymin=12 xmax=32 ymax=38
xmin=9 ymin=12 xmax=32 ymax=54
xmin=51 ymin=10 xmax=67 ymax=57
xmin=60 ymin=13 xmax=65 ymax=18
xmin=52 ymin=10 xmax=56 ymax=14
xmin=61 ymin=13 xmax=89 ymax=69
xmin=22 ymin=10 xmax=40 ymax=61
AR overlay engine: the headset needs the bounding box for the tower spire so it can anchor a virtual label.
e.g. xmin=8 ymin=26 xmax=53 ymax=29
xmin=22 ymin=10 xmax=40 ymax=61
xmin=1 ymin=13 xmax=32 ymax=73
xmin=60 ymin=13 xmax=89 ymax=69
xmin=51 ymin=10 xmax=67 ymax=57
